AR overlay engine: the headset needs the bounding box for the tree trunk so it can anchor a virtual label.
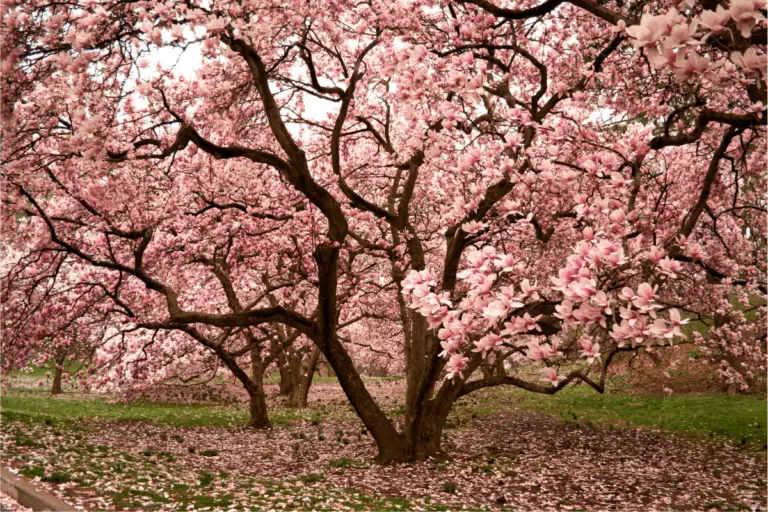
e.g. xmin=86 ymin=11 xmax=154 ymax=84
xmin=319 ymin=332 xmax=411 ymax=463
xmin=248 ymin=391 xmax=271 ymax=428
xmin=287 ymin=346 xmax=320 ymax=408
xmin=248 ymin=347 xmax=271 ymax=428
xmin=404 ymin=315 xmax=428 ymax=429
xmin=51 ymin=352 xmax=66 ymax=395
xmin=277 ymin=350 xmax=294 ymax=396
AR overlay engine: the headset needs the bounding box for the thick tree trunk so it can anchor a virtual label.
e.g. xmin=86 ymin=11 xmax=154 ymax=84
xmin=404 ymin=315 xmax=428 ymax=429
xmin=319 ymin=332 xmax=411 ymax=463
xmin=248 ymin=391 xmax=271 ymax=428
xmin=248 ymin=347 xmax=271 ymax=428
xmin=287 ymin=346 xmax=320 ymax=408
xmin=51 ymin=352 xmax=66 ymax=395
xmin=403 ymin=407 xmax=447 ymax=461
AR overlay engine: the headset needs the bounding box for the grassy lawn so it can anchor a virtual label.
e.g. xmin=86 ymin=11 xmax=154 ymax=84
xmin=2 ymin=383 xmax=765 ymax=447
xmin=463 ymin=386 xmax=767 ymax=447
xmin=0 ymin=389 xmax=329 ymax=428
xmin=1 ymin=383 xmax=764 ymax=511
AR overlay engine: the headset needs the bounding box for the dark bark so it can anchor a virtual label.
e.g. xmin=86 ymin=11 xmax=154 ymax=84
xmin=287 ymin=346 xmax=320 ymax=408
xmin=248 ymin=347 xmax=271 ymax=428
xmin=277 ymin=350 xmax=294 ymax=396
xmin=318 ymin=331 xmax=409 ymax=463
xmin=51 ymin=352 xmax=66 ymax=395
xmin=248 ymin=391 xmax=271 ymax=428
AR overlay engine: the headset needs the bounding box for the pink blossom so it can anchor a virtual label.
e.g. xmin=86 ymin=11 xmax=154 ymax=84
xmin=519 ymin=279 xmax=539 ymax=300
xmin=568 ymin=277 xmax=596 ymax=299
xmin=731 ymin=48 xmax=767 ymax=75
xmin=578 ymin=338 xmax=601 ymax=364
xmin=554 ymin=300 xmax=575 ymax=324
xmin=729 ymin=0 xmax=765 ymax=37
xmin=632 ymin=283 xmax=659 ymax=312
xmin=473 ymin=333 xmax=503 ymax=358
xmin=541 ymin=367 xmax=564 ymax=385
xmin=645 ymin=246 xmax=666 ymax=264
xmin=445 ymin=354 xmax=469 ymax=380
xmin=625 ymin=14 xmax=668 ymax=49
xmin=657 ymin=256 xmax=682 ymax=278
xmin=699 ymin=6 xmax=731 ymax=35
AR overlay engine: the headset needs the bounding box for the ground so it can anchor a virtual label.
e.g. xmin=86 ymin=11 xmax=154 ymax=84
xmin=1 ymin=377 xmax=765 ymax=511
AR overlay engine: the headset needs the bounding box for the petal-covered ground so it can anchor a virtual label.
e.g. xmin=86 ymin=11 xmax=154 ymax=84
xmin=1 ymin=381 xmax=765 ymax=511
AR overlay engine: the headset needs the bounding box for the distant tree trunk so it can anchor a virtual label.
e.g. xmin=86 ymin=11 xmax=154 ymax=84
xmin=248 ymin=347 xmax=271 ymax=428
xmin=277 ymin=350 xmax=293 ymax=396
xmin=51 ymin=352 xmax=66 ymax=395
xmin=287 ymin=346 xmax=320 ymax=408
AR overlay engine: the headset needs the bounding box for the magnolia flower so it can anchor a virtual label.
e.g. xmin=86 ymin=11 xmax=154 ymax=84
xmin=632 ymin=283 xmax=659 ymax=312
xmin=590 ymin=291 xmax=613 ymax=314
xmin=667 ymin=20 xmax=698 ymax=47
xmin=495 ymin=253 xmax=516 ymax=272
xmin=650 ymin=318 xmax=671 ymax=339
xmin=699 ymin=5 xmax=731 ymax=35
xmin=519 ymin=279 xmax=539 ymax=300
xmin=610 ymin=319 xmax=634 ymax=346
xmin=730 ymin=0 xmax=765 ymax=37
xmin=620 ymin=305 xmax=641 ymax=325
xmin=541 ymin=367 xmax=564 ymax=386
xmin=527 ymin=341 xmax=546 ymax=361
xmin=460 ymin=220 xmax=487 ymax=235
xmin=731 ymin=48 xmax=767 ymax=76
xmin=520 ymin=313 xmax=543 ymax=333
xmin=667 ymin=308 xmax=689 ymax=338
xmin=687 ymin=242 xmax=704 ymax=260
xmin=554 ymin=300 xmax=575 ymax=323
xmin=569 ymin=277 xmax=596 ymax=299
xmin=626 ymin=16 xmax=666 ymax=48
xmin=427 ymin=307 xmax=451 ymax=329
xmin=578 ymin=338 xmax=601 ymax=364
xmin=438 ymin=337 xmax=462 ymax=358
xmin=648 ymin=34 xmax=687 ymax=69
xmin=675 ymin=52 xmax=712 ymax=81
xmin=505 ymin=132 xmax=523 ymax=147
xmin=473 ymin=334 xmax=503 ymax=358
xmin=573 ymin=302 xmax=607 ymax=328
xmin=445 ymin=354 xmax=469 ymax=380
xmin=472 ymin=274 xmax=496 ymax=296
xmin=609 ymin=209 xmax=625 ymax=224
xmin=612 ymin=19 xmax=627 ymax=33
xmin=482 ymin=299 xmax=511 ymax=320
xmin=657 ymin=256 xmax=682 ymax=278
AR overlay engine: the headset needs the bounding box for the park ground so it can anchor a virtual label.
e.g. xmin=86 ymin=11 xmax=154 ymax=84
xmin=0 ymin=374 xmax=766 ymax=511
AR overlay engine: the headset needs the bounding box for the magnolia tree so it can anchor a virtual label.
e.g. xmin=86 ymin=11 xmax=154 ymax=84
xmin=1 ymin=0 xmax=765 ymax=462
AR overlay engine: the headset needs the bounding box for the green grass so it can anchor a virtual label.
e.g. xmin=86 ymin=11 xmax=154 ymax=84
xmin=297 ymin=473 xmax=326 ymax=483
xmin=3 ymin=379 xmax=765 ymax=448
xmin=1 ymin=392 xmax=309 ymax=428
xmin=329 ymin=457 xmax=368 ymax=469
xmin=1 ymin=389 xmax=333 ymax=428
xmin=1 ymin=392 xmax=248 ymax=427
xmin=9 ymin=360 xmax=84 ymax=379
xmin=483 ymin=386 xmax=767 ymax=446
